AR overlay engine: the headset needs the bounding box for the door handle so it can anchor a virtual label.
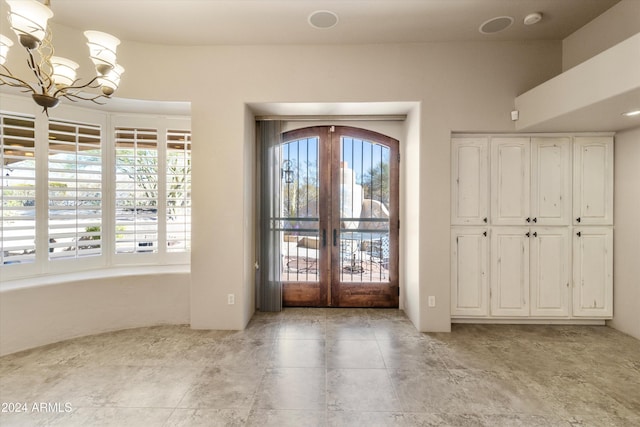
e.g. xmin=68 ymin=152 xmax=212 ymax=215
xmin=322 ymin=229 xmax=326 ymax=247
xmin=577 ymin=231 xmax=581 ymax=237
xmin=333 ymin=229 xmax=337 ymax=246
xmin=526 ymin=232 xmax=530 ymax=237
xmin=532 ymin=232 xmax=537 ymax=237
xmin=532 ymin=218 xmax=537 ymax=223
xmin=576 ymin=217 xmax=581 ymax=223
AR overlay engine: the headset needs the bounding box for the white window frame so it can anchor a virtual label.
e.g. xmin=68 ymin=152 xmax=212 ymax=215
xmin=1 ymin=96 xmax=39 ymax=280
xmin=45 ymin=104 xmax=109 ymax=275
xmin=0 ymin=94 xmax=191 ymax=281
xmin=111 ymin=115 xmax=191 ymax=266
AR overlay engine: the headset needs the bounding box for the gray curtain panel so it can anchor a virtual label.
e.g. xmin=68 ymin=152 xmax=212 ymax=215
xmin=257 ymin=120 xmax=283 ymax=312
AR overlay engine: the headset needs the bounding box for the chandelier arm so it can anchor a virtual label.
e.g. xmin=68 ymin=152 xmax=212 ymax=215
xmin=0 ymin=67 xmax=38 ymax=95
xmin=60 ymin=92 xmax=107 ymax=105
xmin=25 ymin=48 xmax=50 ymax=94
xmin=52 ymin=75 xmax=103 ymax=98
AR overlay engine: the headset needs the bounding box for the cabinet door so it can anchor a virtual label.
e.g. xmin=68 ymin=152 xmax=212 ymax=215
xmin=573 ymin=227 xmax=613 ymax=317
xmin=531 ymin=138 xmax=571 ymax=226
xmin=490 ymin=227 xmax=529 ymax=316
xmin=530 ymin=227 xmax=570 ymax=317
xmin=573 ymin=137 xmax=613 ymax=225
xmin=451 ymin=228 xmax=489 ymax=316
xmin=451 ymin=138 xmax=489 ymax=225
xmin=491 ymin=138 xmax=530 ymax=225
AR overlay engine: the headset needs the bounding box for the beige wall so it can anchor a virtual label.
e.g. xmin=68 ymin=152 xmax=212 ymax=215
xmin=125 ymin=41 xmax=560 ymax=332
xmin=610 ymin=126 xmax=640 ymax=340
xmin=562 ymin=0 xmax=640 ymax=71
xmin=2 ymin=21 xmax=563 ymax=334
xmin=0 ymin=273 xmax=190 ymax=356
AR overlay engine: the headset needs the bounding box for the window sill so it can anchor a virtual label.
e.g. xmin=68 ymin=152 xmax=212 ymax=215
xmin=0 ymin=264 xmax=190 ymax=292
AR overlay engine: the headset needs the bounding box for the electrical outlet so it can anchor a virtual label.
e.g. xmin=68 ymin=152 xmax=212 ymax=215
xmin=227 ymin=294 xmax=235 ymax=305
xmin=428 ymin=296 xmax=436 ymax=307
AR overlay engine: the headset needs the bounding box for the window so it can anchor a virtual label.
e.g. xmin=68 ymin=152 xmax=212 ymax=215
xmin=1 ymin=112 xmax=36 ymax=266
xmin=48 ymin=119 xmax=103 ymax=259
xmin=115 ymin=127 xmax=159 ymax=254
xmin=0 ymin=95 xmax=191 ymax=281
xmin=166 ymin=129 xmax=191 ymax=253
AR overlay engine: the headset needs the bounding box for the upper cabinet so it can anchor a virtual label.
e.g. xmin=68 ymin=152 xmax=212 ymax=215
xmin=451 ymin=138 xmax=489 ymax=225
xmin=573 ymin=136 xmax=614 ymax=225
xmin=531 ymin=138 xmax=572 ymax=226
xmin=490 ymin=137 xmax=572 ymax=226
xmin=491 ymin=138 xmax=530 ymax=226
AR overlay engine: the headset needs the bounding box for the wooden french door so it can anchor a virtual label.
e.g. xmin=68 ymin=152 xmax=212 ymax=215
xmin=280 ymin=126 xmax=399 ymax=307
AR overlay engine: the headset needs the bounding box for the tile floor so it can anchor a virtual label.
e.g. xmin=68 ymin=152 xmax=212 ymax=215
xmin=1 ymin=308 xmax=639 ymax=426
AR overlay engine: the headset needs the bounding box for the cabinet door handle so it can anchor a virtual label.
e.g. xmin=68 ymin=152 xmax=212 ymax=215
xmin=576 ymin=231 xmax=581 ymax=237
xmin=526 ymin=232 xmax=530 ymax=237
xmin=526 ymin=217 xmax=531 ymax=223
xmin=576 ymin=217 xmax=581 ymax=223
xmin=532 ymin=232 xmax=537 ymax=237
xmin=483 ymin=231 xmax=487 ymax=237
xmin=483 ymin=217 xmax=488 ymax=223
xmin=532 ymin=218 xmax=537 ymax=223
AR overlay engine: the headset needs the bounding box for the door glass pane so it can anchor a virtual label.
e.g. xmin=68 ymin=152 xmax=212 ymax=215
xmin=281 ymin=137 xmax=319 ymax=282
xmin=340 ymin=137 xmax=390 ymax=283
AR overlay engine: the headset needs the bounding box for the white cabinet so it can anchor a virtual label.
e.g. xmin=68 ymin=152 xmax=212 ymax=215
xmin=490 ymin=227 xmax=530 ymax=316
xmin=531 ymin=138 xmax=572 ymax=226
xmin=490 ymin=227 xmax=571 ymax=317
xmin=451 ymin=133 xmax=613 ymax=322
xmin=573 ymin=137 xmax=614 ymax=225
xmin=530 ymin=227 xmax=570 ymax=317
xmin=451 ymin=138 xmax=489 ymax=225
xmin=491 ymin=137 xmax=571 ymax=226
xmin=451 ymin=228 xmax=489 ymax=316
xmin=573 ymin=227 xmax=613 ymax=317
xmin=491 ymin=138 xmax=530 ymax=225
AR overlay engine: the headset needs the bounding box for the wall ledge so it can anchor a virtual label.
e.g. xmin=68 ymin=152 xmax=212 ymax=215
xmin=0 ymin=265 xmax=190 ymax=292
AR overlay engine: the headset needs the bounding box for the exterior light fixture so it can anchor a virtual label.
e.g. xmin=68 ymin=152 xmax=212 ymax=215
xmin=282 ymin=160 xmax=294 ymax=184
xmin=0 ymin=0 xmax=125 ymax=114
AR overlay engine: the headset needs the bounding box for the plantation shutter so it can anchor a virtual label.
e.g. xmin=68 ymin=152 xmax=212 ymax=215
xmin=0 ymin=113 xmax=37 ymax=265
xmin=115 ymin=127 xmax=159 ymax=254
xmin=48 ymin=119 xmax=103 ymax=259
xmin=166 ymin=129 xmax=191 ymax=253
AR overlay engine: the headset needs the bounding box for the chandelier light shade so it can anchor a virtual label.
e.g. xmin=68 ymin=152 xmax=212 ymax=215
xmin=6 ymin=0 xmax=53 ymax=48
xmin=0 ymin=0 xmax=125 ymax=114
xmin=84 ymin=30 xmax=120 ymax=75
xmin=50 ymin=56 xmax=78 ymax=86
xmin=98 ymin=63 xmax=124 ymax=96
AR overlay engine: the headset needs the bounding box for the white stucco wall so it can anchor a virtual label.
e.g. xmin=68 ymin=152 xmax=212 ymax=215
xmin=610 ymin=126 xmax=640 ymax=340
xmin=1 ymin=19 xmax=563 ymax=336
xmin=117 ymin=40 xmax=560 ymax=333
xmin=562 ymin=0 xmax=640 ymax=71
xmin=0 ymin=272 xmax=190 ymax=356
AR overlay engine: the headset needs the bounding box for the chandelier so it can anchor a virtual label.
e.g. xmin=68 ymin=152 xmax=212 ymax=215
xmin=0 ymin=0 xmax=124 ymax=114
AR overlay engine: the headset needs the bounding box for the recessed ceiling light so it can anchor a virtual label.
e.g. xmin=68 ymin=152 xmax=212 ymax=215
xmin=308 ymin=10 xmax=339 ymax=29
xmin=524 ymin=12 xmax=543 ymax=26
xmin=479 ymin=16 xmax=514 ymax=34
xmin=622 ymin=110 xmax=640 ymax=117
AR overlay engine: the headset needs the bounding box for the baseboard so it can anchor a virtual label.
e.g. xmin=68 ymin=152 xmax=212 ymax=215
xmin=451 ymin=318 xmax=607 ymax=325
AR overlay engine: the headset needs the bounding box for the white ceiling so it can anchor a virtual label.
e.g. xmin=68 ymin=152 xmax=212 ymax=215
xmin=34 ymin=0 xmax=620 ymax=46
